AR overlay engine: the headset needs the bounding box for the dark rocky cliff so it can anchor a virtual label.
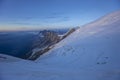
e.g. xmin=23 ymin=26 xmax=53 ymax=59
xmin=28 ymin=28 xmax=76 ymax=60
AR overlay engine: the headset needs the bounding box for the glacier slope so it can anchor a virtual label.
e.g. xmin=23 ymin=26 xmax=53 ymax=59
xmin=0 ymin=11 xmax=120 ymax=80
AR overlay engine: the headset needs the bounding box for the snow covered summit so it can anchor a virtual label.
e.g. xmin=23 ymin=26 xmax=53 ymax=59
xmin=37 ymin=10 xmax=120 ymax=66
xmin=0 ymin=10 xmax=120 ymax=80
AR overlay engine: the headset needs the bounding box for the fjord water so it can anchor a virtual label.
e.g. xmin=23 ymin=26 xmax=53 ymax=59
xmin=0 ymin=31 xmax=36 ymax=58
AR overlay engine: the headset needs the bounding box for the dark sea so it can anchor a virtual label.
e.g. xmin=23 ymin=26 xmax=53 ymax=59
xmin=0 ymin=29 xmax=68 ymax=59
xmin=0 ymin=31 xmax=37 ymax=58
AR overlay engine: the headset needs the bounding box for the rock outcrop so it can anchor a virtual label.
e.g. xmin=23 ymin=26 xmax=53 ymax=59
xmin=28 ymin=28 xmax=76 ymax=60
xmin=61 ymin=28 xmax=76 ymax=39
xmin=28 ymin=30 xmax=60 ymax=60
xmin=32 ymin=30 xmax=60 ymax=48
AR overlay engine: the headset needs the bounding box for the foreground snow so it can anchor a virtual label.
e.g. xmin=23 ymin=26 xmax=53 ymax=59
xmin=0 ymin=10 xmax=120 ymax=80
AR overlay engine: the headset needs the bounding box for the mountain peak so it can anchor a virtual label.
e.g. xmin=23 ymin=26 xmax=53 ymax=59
xmin=85 ymin=10 xmax=120 ymax=27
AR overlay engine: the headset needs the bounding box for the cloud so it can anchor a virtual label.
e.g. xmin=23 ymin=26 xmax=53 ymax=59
xmin=44 ymin=16 xmax=70 ymax=23
xmin=61 ymin=17 xmax=70 ymax=21
xmin=8 ymin=22 xmax=41 ymax=26
xmin=0 ymin=12 xmax=71 ymax=26
xmin=43 ymin=12 xmax=70 ymax=23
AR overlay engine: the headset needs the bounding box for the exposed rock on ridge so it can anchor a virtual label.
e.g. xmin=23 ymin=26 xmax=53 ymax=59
xmin=28 ymin=28 xmax=76 ymax=60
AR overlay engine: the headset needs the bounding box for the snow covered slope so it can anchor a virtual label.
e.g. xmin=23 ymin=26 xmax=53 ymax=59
xmin=0 ymin=10 xmax=120 ymax=80
xmin=0 ymin=54 xmax=22 ymax=62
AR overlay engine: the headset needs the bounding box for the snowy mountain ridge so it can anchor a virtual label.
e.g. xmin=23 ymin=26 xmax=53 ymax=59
xmin=0 ymin=10 xmax=120 ymax=80
xmin=36 ymin=10 xmax=120 ymax=67
xmin=85 ymin=10 xmax=120 ymax=27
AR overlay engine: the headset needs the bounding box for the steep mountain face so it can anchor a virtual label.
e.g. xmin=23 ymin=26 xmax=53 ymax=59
xmin=28 ymin=30 xmax=60 ymax=60
xmin=37 ymin=11 xmax=120 ymax=63
xmin=0 ymin=11 xmax=120 ymax=80
xmin=33 ymin=30 xmax=60 ymax=48
xmin=35 ymin=10 xmax=120 ymax=79
xmin=29 ymin=29 xmax=76 ymax=60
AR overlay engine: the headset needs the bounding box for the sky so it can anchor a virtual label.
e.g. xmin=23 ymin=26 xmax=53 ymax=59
xmin=0 ymin=0 xmax=120 ymax=31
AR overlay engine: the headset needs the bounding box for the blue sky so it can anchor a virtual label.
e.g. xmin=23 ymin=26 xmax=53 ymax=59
xmin=0 ymin=0 xmax=120 ymax=31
